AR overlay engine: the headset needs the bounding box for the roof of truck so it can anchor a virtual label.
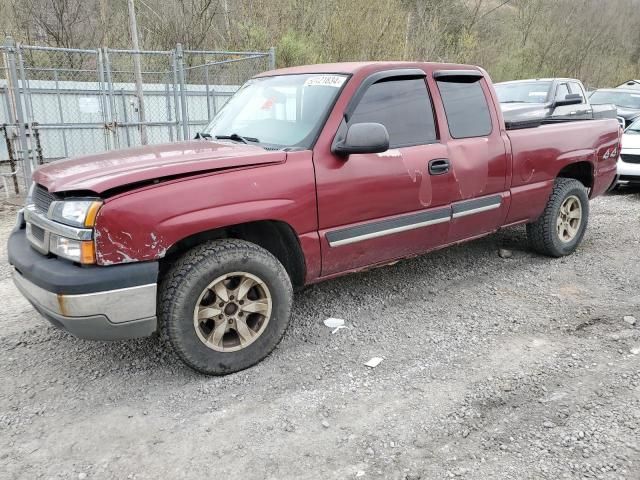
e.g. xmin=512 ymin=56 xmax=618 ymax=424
xmin=617 ymin=80 xmax=640 ymax=88
xmin=495 ymin=78 xmax=580 ymax=84
xmin=255 ymin=61 xmax=482 ymax=77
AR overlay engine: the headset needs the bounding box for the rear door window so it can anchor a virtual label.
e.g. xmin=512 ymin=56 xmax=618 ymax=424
xmin=436 ymin=78 xmax=492 ymax=138
xmin=349 ymin=78 xmax=437 ymax=148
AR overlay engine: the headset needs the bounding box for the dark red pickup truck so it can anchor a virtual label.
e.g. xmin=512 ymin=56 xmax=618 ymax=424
xmin=9 ymin=62 xmax=620 ymax=374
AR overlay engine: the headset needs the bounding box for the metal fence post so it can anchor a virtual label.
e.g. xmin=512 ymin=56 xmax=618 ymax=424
xmin=268 ymin=47 xmax=276 ymax=70
xmin=97 ymin=48 xmax=113 ymax=151
xmin=164 ymin=81 xmax=174 ymax=142
xmin=53 ymin=69 xmax=70 ymax=158
xmin=171 ymin=48 xmax=182 ymax=141
xmin=4 ymin=37 xmax=31 ymax=189
xmin=103 ymin=48 xmax=119 ymax=150
xmin=176 ymin=43 xmax=189 ymax=140
xmin=16 ymin=44 xmax=40 ymax=172
xmin=120 ymin=89 xmax=132 ymax=147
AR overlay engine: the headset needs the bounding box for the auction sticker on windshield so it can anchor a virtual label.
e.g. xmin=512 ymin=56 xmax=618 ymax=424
xmin=304 ymin=75 xmax=346 ymax=88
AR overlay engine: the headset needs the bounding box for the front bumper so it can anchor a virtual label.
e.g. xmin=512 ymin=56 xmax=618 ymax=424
xmin=9 ymin=228 xmax=159 ymax=340
xmin=616 ymin=155 xmax=640 ymax=185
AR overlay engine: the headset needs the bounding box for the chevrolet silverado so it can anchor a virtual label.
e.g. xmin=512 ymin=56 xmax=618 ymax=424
xmin=8 ymin=62 xmax=621 ymax=374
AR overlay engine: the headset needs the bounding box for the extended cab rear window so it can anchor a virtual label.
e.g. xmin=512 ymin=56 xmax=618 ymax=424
xmin=436 ymin=78 xmax=492 ymax=139
xmin=349 ymin=78 xmax=437 ymax=148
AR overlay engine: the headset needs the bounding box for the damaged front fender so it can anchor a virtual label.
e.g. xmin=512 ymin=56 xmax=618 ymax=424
xmin=92 ymin=150 xmax=317 ymax=266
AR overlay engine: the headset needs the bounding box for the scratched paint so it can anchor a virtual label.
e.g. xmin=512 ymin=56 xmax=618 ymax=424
xmin=400 ymin=149 xmax=433 ymax=207
xmin=376 ymin=149 xmax=401 ymax=158
xmin=96 ymin=225 xmax=169 ymax=265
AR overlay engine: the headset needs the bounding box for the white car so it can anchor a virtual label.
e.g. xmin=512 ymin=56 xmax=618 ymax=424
xmin=616 ymin=118 xmax=640 ymax=187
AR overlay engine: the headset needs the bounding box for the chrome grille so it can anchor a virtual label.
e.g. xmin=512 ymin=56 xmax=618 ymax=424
xmin=621 ymin=154 xmax=640 ymax=164
xmin=33 ymin=185 xmax=58 ymax=214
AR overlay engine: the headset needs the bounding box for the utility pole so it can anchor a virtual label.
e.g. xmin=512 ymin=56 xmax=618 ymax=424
xmin=127 ymin=0 xmax=148 ymax=145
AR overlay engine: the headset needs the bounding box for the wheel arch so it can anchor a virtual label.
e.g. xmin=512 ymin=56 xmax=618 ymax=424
xmin=556 ymin=160 xmax=594 ymax=190
xmin=160 ymin=220 xmax=306 ymax=288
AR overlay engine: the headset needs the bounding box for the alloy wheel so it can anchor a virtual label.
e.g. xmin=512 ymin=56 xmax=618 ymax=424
xmin=193 ymin=272 xmax=272 ymax=352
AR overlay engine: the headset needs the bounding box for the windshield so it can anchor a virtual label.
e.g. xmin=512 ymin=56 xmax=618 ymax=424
xmin=625 ymin=117 xmax=640 ymax=134
xmin=203 ymin=74 xmax=348 ymax=149
xmin=590 ymin=91 xmax=640 ymax=109
xmin=494 ymin=81 xmax=552 ymax=103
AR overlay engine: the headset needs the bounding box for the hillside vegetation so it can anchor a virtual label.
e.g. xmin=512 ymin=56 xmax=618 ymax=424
xmin=1 ymin=0 xmax=639 ymax=86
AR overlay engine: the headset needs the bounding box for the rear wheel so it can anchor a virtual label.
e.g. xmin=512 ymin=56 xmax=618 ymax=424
xmin=526 ymin=178 xmax=589 ymax=257
xmin=159 ymin=239 xmax=293 ymax=375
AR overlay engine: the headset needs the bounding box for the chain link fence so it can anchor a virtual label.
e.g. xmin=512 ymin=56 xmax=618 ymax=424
xmin=0 ymin=38 xmax=275 ymax=195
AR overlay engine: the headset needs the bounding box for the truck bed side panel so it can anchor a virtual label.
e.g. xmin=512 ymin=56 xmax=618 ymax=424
xmin=505 ymin=119 xmax=619 ymax=224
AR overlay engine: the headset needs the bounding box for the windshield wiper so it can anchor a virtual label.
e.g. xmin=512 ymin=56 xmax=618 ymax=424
xmin=215 ymin=133 xmax=259 ymax=144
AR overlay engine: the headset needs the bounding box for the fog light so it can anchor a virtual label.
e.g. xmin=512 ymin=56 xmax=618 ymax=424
xmin=49 ymin=234 xmax=95 ymax=264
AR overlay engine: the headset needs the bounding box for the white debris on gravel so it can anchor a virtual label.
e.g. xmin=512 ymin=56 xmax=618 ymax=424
xmin=623 ymin=315 xmax=637 ymax=326
xmin=364 ymin=357 xmax=383 ymax=368
xmin=323 ymin=317 xmax=345 ymax=328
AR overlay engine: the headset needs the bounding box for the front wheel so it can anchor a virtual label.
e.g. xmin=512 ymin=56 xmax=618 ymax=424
xmin=159 ymin=239 xmax=293 ymax=375
xmin=526 ymin=178 xmax=589 ymax=257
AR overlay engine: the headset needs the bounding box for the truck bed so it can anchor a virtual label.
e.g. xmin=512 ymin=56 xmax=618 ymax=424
xmin=505 ymin=119 xmax=620 ymax=223
xmin=504 ymin=104 xmax=618 ymax=130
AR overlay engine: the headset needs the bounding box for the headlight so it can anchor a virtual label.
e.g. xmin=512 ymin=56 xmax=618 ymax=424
xmin=49 ymin=233 xmax=95 ymax=264
xmin=48 ymin=200 xmax=102 ymax=228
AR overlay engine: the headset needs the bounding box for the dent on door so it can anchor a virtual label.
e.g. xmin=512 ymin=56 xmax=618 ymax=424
xmin=445 ymin=137 xmax=509 ymax=242
xmin=316 ymin=144 xmax=455 ymax=276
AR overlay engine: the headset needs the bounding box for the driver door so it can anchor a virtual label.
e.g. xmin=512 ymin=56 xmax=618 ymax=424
xmin=313 ymin=72 xmax=455 ymax=276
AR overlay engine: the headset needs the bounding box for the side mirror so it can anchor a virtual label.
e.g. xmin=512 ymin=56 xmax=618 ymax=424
xmin=553 ymin=93 xmax=583 ymax=107
xmin=333 ymin=122 xmax=390 ymax=156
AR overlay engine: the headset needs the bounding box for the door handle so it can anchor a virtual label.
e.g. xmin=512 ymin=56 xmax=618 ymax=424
xmin=428 ymin=158 xmax=450 ymax=175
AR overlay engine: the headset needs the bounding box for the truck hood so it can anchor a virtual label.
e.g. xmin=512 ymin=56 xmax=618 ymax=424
xmin=33 ymin=141 xmax=286 ymax=194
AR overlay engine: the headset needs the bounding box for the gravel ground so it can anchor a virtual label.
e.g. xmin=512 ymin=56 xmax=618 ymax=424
xmin=0 ymin=190 xmax=639 ymax=480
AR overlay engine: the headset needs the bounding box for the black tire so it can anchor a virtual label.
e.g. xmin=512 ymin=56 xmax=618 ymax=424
xmin=526 ymin=178 xmax=589 ymax=257
xmin=159 ymin=239 xmax=293 ymax=375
